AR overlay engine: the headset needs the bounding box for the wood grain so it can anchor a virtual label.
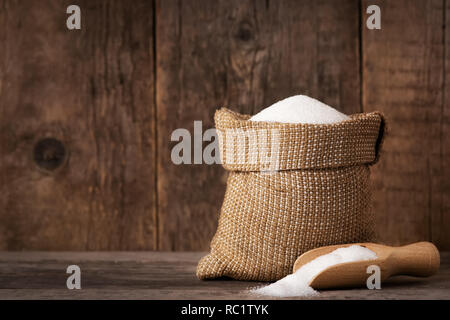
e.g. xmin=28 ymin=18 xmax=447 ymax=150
xmin=437 ymin=0 xmax=450 ymax=249
xmin=1 ymin=0 xmax=449 ymax=251
xmin=362 ymin=0 xmax=445 ymax=246
xmin=0 ymin=0 xmax=157 ymax=250
xmin=0 ymin=251 xmax=449 ymax=299
xmin=155 ymin=0 xmax=361 ymax=250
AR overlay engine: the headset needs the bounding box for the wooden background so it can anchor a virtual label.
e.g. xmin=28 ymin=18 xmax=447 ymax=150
xmin=0 ymin=0 xmax=448 ymax=251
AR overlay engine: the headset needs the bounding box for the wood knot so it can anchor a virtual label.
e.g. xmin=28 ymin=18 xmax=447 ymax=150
xmin=235 ymin=21 xmax=253 ymax=42
xmin=33 ymin=138 xmax=67 ymax=172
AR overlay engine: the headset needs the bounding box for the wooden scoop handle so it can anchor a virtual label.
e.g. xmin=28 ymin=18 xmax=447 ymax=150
xmin=390 ymin=241 xmax=440 ymax=277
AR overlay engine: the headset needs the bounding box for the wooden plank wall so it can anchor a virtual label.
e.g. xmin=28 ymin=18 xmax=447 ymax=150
xmin=0 ymin=0 xmax=157 ymax=250
xmin=362 ymin=0 xmax=449 ymax=247
xmin=0 ymin=0 xmax=448 ymax=250
xmin=156 ymin=0 xmax=360 ymax=250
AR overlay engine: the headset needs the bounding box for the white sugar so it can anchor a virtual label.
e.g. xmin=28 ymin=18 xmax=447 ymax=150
xmin=249 ymin=95 xmax=350 ymax=124
xmin=250 ymin=245 xmax=377 ymax=298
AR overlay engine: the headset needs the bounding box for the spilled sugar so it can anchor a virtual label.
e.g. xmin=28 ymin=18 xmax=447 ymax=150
xmin=249 ymin=95 xmax=350 ymax=124
xmin=250 ymin=245 xmax=377 ymax=298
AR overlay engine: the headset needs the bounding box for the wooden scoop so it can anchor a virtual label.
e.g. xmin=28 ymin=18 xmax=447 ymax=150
xmin=292 ymin=242 xmax=440 ymax=289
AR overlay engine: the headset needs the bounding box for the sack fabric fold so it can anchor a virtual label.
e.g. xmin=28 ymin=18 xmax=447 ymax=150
xmin=197 ymin=107 xmax=386 ymax=281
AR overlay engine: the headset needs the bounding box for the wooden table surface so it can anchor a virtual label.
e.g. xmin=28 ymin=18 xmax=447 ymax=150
xmin=0 ymin=251 xmax=449 ymax=300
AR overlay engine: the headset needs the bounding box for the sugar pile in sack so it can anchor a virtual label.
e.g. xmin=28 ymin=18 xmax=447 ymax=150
xmin=249 ymin=95 xmax=349 ymax=124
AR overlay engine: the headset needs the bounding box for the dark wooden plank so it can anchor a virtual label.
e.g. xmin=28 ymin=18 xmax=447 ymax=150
xmin=436 ymin=1 xmax=450 ymax=249
xmin=0 ymin=0 xmax=157 ymax=249
xmin=362 ymin=0 xmax=445 ymax=247
xmin=156 ymin=0 xmax=361 ymax=250
xmin=0 ymin=251 xmax=449 ymax=299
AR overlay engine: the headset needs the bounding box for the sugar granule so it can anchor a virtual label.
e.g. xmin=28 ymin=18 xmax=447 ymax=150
xmin=250 ymin=245 xmax=377 ymax=298
xmin=249 ymin=95 xmax=350 ymax=124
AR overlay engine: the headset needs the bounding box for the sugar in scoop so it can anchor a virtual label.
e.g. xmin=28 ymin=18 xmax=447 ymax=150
xmin=249 ymin=95 xmax=350 ymax=124
xmin=250 ymin=245 xmax=377 ymax=298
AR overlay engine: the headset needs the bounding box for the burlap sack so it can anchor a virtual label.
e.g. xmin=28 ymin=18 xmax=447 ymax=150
xmin=197 ymin=107 xmax=385 ymax=281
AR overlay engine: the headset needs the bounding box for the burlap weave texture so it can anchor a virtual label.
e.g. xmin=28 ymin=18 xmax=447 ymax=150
xmin=197 ymin=108 xmax=385 ymax=281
